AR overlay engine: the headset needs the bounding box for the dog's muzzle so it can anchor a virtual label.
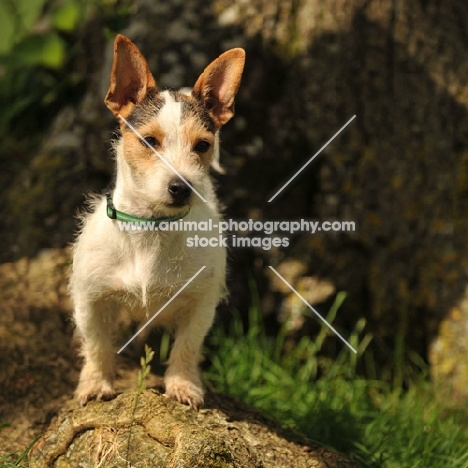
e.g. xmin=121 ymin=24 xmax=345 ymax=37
xmin=168 ymin=178 xmax=192 ymax=206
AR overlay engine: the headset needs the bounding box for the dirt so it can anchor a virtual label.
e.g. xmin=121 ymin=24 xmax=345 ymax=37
xmin=0 ymin=248 xmax=75 ymax=458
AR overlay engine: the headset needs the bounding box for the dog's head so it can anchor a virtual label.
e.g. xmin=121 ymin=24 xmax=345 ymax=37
xmin=105 ymin=35 xmax=245 ymax=215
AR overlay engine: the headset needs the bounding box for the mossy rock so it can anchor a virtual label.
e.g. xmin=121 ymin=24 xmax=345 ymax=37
xmin=429 ymin=288 xmax=468 ymax=400
xmin=29 ymin=390 xmax=359 ymax=468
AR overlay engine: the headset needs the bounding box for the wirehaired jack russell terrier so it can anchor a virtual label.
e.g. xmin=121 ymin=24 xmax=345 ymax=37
xmin=70 ymin=34 xmax=245 ymax=409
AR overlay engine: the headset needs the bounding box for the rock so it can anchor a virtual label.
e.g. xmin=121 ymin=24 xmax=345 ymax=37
xmin=429 ymin=286 xmax=468 ymax=400
xmin=29 ymin=390 xmax=359 ymax=468
xmin=0 ymin=247 xmax=71 ymax=319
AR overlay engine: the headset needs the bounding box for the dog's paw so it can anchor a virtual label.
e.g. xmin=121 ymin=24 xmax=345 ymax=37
xmin=75 ymin=379 xmax=115 ymax=406
xmin=165 ymin=376 xmax=204 ymax=410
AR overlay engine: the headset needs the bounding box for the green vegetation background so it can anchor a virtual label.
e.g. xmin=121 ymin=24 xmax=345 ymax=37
xmin=0 ymin=0 xmax=126 ymax=180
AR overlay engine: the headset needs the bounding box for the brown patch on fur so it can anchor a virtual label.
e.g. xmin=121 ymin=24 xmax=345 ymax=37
xmin=121 ymin=129 xmax=165 ymax=177
xmin=121 ymin=103 xmax=215 ymax=176
xmin=124 ymin=121 xmax=167 ymax=150
xmin=181 ymin=119 xmax=216 ymax=169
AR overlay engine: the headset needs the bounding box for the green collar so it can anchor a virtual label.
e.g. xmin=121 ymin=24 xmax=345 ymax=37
xmin=106 ymin=193 xmax=190 ymax=224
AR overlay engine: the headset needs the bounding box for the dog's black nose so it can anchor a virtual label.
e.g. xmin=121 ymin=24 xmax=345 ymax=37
xmin=168 ymin=178 xmax=192 ymax=205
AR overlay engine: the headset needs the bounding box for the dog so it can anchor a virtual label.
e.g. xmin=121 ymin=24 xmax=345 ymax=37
xmin=70 ymin=34 xmax=245 ymax=409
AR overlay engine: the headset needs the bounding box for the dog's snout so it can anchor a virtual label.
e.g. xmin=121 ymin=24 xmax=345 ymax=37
xmin=168 ymin=178 xmax=192 ymax=205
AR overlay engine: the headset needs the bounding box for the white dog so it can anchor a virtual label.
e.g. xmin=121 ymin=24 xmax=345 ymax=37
xmin=70 ymin=34 xmax=245 ymax=409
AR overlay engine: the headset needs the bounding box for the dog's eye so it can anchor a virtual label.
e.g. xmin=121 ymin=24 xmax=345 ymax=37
xmin=194 ymin=140 xmax=211 ymax=153
xmin=141 ymin=137 xmax=159 ymax=148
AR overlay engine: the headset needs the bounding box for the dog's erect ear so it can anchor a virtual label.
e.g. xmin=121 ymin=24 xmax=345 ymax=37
xmin=104 ymin=35 xmax=156 ymax=118
xmin=192 ymin=48 xmax=245 ymax=128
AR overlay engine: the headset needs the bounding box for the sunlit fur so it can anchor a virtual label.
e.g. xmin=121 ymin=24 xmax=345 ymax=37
xmin=70 ymin=35 xmax=245 ymax=409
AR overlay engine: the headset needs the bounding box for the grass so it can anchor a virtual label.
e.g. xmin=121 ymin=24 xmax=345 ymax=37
xmin=206 ymin=293 xmax=468 ymax=468
xmin=0 ymin=436 xmax=38 ymax=468
xmin=125 ymin=344 xmax=154 ymax=467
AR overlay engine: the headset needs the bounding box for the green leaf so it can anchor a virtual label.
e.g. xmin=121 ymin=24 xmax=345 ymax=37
xmin=52 ymin=0 xmax=81 ymax=31
xmin=15 ymin=0 xmax=44 ymax=31
xmin=0 ymin=2 xmax=16 ymax=54
xmin=39 ymin=34 xmax=66 ymax=68
xmin=12 ymin=33 xmax=66 ymax=69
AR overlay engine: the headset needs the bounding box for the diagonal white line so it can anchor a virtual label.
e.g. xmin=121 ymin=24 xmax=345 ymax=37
xmin=118 ymin=114 xmax=208 ymax=203
xmin=268 ymin=115 xmax=356 ymax=203
xmin=268 ymin=266 xmax=357 ymax=353
xmin=117 ymin=266 xmax=206 ymax=354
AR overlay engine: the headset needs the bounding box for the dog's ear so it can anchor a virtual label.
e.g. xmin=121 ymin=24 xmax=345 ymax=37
xmin=104 ymin=35 xmax=156 ymax=118
xmin=192 ymin=48 xmax=245 ymax=128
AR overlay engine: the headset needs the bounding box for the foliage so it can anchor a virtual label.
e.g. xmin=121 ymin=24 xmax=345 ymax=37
xmin=135 ymin=344 xmax=155 ymax=404
xmin=0 ymin=0 xmax=114 ymax=66
xmin=0 ymin=0 xmax=132 ymax=180
xmin=126 ymin=344 xmax=155 ymax=467
xmin=207 ymin=295 xmax=468 ymax=468
xmin=0 ymin=436 xmax=39 ymax=468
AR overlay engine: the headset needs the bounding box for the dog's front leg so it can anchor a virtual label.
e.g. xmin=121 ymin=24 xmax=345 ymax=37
xmin=164 ymin=299 xmax=216 ymax=410
xmin=73 ymin=297 xmax=116 ymax=406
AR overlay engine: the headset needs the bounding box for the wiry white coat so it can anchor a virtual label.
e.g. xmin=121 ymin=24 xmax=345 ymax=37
xmin=70 ymin=35 xmax=244 ymax=410
xmin=70 ymin=95 xmax=226 ymax=409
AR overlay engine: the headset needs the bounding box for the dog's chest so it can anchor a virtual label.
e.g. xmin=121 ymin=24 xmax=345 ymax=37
xmin=117 ymin=248 xmax=154 ymax=291
xmin=113 ymin=240 xmax=191 ymax=305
